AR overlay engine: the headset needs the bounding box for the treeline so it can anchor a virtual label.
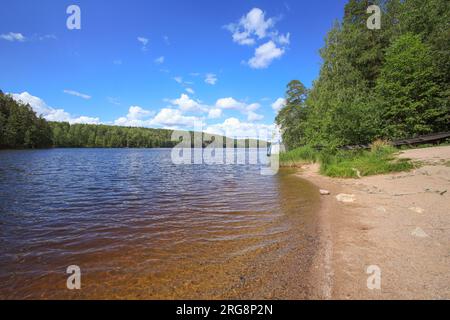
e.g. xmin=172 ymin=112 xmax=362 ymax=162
xmin=50 ymin=122 xmax=262 ymax=148
xmin=276 ymin=0 xmax=450 ymax=150
xmin=0 ymin=91 xmax=53 ymax=148
xmin=1 ymin=91 xmax=261 ymax=149
xmin=50 ymin=122 xmax=177 ymax=148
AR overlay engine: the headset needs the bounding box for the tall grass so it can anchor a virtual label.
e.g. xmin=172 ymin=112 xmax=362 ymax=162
xmin=280 ymin=144 xmax=414 ymax=178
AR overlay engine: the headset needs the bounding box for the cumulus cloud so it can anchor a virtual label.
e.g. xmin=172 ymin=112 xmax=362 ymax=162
xmin=0 ymin=32 xmax=26 ymax=42
xmin=154 ymin=56 xmax=164 ymax=64
xmin=205 ymin=117 xmax=274 ymax=140
xmin=63 ymin=89 xmax=91 ymax=100
xmin=10 ymin=92 xmax=100 ymax=124
xmin=225 ymin=8 xmax=274 ymax=45
xmin=215 ymin=97 xmax=247 ymax=110
xmin=225 ymin=8 xmax=290 ymax=68
xmin=247 ymin=110 xmax=264 ymax=122
xmin=271 ymin=97 xmax=286 ymax=112
xmin=215 ymin=97 xmax=263 ymax=122
xmin=208 ymin=108 xmax=223 ymax=119
xmin=170 ymin=94 xmax=208 ymax=113
xmin=185 ymin=88 xmax=195 ymax=94
xmin=137 ymin=36 xmax=149 ymax=51
xmin=205 ymin=73 xmax=218 ymax=85
xmin=114 ymin=106 xmax=156 ymax=127
xmin=248 ymin=41 xmax=284 ymax=69
xmin=150 ymin=108 xmax=203 ymax=128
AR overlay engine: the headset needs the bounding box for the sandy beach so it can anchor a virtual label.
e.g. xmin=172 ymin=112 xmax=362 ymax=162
xmin=300 ymin=146 xmax=450 ymax=299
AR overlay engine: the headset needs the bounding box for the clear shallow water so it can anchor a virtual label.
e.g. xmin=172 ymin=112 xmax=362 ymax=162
xmin=0 ymin=148 xmax=319 ymax=299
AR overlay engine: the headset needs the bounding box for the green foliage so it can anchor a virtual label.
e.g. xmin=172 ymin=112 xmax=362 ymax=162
xmin=376 ymin=33 xmax=447 ymax=138
xmin=279 ymin=145 xmax=318 ymax=166
xmin=0 ymin=91 xmax=53 ymax=149
xmin=48 ymin=122 xmax=177 ymax=148
xmin=280 ymin=144 xmax=414 ymax=178
xmin=276 ymin=0 xmax=450 ymax=151
xmin=320 ymin=146 xmax=414 ymax=178
xmin=275 ymin=80 xmax=309 ymax=149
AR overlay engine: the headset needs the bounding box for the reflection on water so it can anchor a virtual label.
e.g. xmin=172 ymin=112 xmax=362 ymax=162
xmin=0 ymin=149 xmax=319 ymax=299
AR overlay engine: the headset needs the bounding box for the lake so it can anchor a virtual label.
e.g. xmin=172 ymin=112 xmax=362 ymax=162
xmin=0 ymin=148 xmax=320 ymax=299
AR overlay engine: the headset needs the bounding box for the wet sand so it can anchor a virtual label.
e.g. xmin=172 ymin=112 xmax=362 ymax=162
xmin=300 ymin=146 xmax=450 ymax=299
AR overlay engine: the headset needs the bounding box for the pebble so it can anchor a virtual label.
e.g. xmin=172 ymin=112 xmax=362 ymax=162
xmin=336 ymin=194 xmax=356 ymax=203
xmin=409 ymin=207 xmax=425 ymax=214
xmin=411 ymin=227 xmax=429 ymax=238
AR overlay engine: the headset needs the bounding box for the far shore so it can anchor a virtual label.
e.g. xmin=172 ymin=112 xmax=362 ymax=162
xmin=300 ymin=146 xmax=450 ymax=299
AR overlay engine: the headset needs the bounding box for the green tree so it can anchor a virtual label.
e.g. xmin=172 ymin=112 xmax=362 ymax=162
xmin=376 ymin=33 xmax=447 ymax=138
xmin=276 ymin=80 xmax=309 ymax=149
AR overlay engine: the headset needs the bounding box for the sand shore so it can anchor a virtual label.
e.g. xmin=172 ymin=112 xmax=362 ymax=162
xmin=299 ymin=146 xmax=450 ymax=299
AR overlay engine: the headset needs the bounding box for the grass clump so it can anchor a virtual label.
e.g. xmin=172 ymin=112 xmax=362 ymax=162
xmin=279 ymin=145 xmax=318 ymax=167
xmin=280 ymin=143 xmax=414 ymax=178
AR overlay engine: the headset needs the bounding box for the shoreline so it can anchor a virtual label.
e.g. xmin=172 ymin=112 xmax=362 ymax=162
xmin=301 ymin=146 xmax=450 ymax=299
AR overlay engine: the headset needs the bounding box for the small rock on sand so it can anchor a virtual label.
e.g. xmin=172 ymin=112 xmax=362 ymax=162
xmin=411 ymin=227 xmax=429 ymax=238
xmin=320 ymin=189 xmax=330 ymax=195
xmin=336 ymin=194 xmax=355 ymax=203
xmin=409 ymin=207 xmax=425 ymax=214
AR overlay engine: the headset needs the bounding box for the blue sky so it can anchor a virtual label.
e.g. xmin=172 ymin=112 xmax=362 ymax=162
xmin=0 ymin=0 xmax=347 ymax=137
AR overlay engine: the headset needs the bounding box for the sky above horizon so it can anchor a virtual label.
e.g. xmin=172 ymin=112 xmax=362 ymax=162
xmin=0 ymin=0 xmax=347 ymax=138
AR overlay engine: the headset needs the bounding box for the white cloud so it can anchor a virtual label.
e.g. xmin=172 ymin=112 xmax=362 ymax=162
xmin=154 ymin=56 xmax=164 ymax=64
xmin=205 ymin=117 xmax=274 ymax=140
xmin=63 ymin=89 xmax=91 ymax=100
xmin=247 ymin=110 xmax=264 ymax=122
xmin=276 ymin=32 xmax=290 ymax=45
xmin=128 ymin=106 xmax=152 ymax=120
xmin=10 ymin=92 xmax=100 ymax=124
xmin=215 ymin=97 xmax=247 ymax=110
xmin=0 ymin=32 xmax=26 ymax=42
xmin=114 ymin=106 xmax=155 ymax=127
xmin=225 ymin=8 xmax=290 ymax=69
xmin=208 ymin=108 xmax=223 ymax=119
xmin=215 ymin=97 xmax=263 ymax=122
xmin=271 ymin=97 xmax=286 ymax=112
xmin=137 ymin=36 xmax=149 ymax=51
xmin=150 ymin=108 xmax=203 ymax=128
xmin=185 ymin=88 xmax=195 ymax=94
xmin=205 ymin=73 xmax=218 ymax=85
xmin=248 ymin=41 xmax=284 ymax=69
xmin=114 ymin=106 xmax=154 ymax=127
xmin=225 ymin=8 xmax=274 ymax=46
xmin=170 ymin=94 xmax=207 ymax=113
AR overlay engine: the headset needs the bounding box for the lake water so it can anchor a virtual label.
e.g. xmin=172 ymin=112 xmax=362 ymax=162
xmin=0 ymin=148 xmax=320 ymax=299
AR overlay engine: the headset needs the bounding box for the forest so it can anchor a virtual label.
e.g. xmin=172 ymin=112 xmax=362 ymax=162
xmin=276 ymin=0 xmax=449 ymax=150
xmin=0 ymin=91 xmax=181 ymax=149
xmin=0 ymin=91 xmax=259 ymax=149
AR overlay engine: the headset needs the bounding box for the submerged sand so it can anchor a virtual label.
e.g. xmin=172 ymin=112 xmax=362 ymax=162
xmin=300 ymin=146 xmax=450 ymax=299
